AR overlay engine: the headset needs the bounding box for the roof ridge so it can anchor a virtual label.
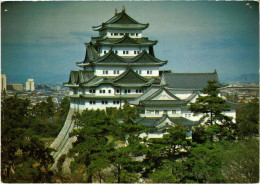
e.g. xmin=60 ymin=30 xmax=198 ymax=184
xmin=113 ymin=68 xmax=148 ymax=83
xmin=129 ymin=50 xmax=167 ymax=63
xmin=166 ymin=72 xmax=217 ymax=75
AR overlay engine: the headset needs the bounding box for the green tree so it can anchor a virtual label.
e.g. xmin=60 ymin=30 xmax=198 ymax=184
xmin=185 ymin=142 xmax=225 ymax=183
xmin=69 ymin=109 xmax=115 ymax=183
xmin=143 ymin=124 xmax=191 ymax=182
xmin=189 ymin=80 xmax=231 ymax=125
xmin=109 ymin=102 xmax=146 ymax=183
xmin=236 ymin=98 xmax=259 ymax=138
xmin=1 ymin=96 xmax=54 ymax=182
xmin=221 ymin=139 xmax=259 ymax=183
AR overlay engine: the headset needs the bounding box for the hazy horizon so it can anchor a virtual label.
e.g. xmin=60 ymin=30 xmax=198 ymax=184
xmin=2 ymin=1 xmax=259 ymax=84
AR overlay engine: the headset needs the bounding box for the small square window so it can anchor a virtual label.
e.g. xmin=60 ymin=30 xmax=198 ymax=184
xmin=172 ymin=110 xmax=176 ymax=114
xmin=130 ymin=33 xmax=135 ymax=36
xmin=128 ymin=89 xmax=130 ymax=93
xmin=116 ymin=89 xmax=120 ymax=93
xmin=136 ymin=33 xmax=138 ymax=36
xmin=114 ymin=33 xmax=118 ymax=36
xmin=104 ymin=51 xmax=107 ymax=54
xmin=108 ymin=90 xmax=111 ymax=93
xmin=90 ymin=89 xmax=92 ymax=93
xmin=126 ymin=51 xmax=129 ymax=54
xmin=100 ymin=90 xmax=103 ymax=93
xmin=125 ymin=89 xmax=127 ymax=93
xmin=103 ymin=90 xmax=105 ymax=93
xmin=111 ymin=33 xmax=114 ymax=36
xmin=155 ymin=110 xmax=159 ymax=114
xmin=120 ymin=33 xmax=124 ymax=36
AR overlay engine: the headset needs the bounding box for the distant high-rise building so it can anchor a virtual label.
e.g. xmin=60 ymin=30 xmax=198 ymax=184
xmin=7 ymin=83 xmax=23 ymax=92
xmin=1 ymin=74 xmax=7 ymax=91
xmin=25 ymin=79 xmax=35 ymax=91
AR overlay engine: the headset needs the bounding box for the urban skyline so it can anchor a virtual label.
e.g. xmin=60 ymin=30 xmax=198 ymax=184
xmin=1 ymin=1 xmax=259 ymax=84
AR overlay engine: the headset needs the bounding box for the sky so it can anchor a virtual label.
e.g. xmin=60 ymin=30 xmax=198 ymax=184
xmin=1 ymin=1 xmax=259 ymax=85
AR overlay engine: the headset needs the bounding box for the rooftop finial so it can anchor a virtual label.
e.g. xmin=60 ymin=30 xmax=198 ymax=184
xmin=122 ymin=5 xmax=125 ymax=12
xmin=115 ymin=8 xmax=117 ymax=16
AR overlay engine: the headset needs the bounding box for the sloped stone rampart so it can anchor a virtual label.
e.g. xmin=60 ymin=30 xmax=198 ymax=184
xmin=50 ymin=108 xmax=77 ymax=170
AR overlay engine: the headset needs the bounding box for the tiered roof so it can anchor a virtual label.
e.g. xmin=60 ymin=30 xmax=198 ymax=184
xmin=138 ymin=114 xmax=200 ymax=131
xmin=130 ymin=86 xmax=197 ymax=106
xmin=92 ymin=8 xmax=149 ymax=31
xmin=92 ymin=34 xmax=157 ymax=47
xmin=64 ymin=68 xmax=160 ymax=88
xmin=77 ymin=50 xmax=167 ymax=67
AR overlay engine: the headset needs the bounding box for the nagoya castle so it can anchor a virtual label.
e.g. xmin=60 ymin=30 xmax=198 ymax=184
xmin=51 ymin=6 xmax=236 ymax=168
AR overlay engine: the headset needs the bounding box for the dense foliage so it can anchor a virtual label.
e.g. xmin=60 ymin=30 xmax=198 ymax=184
xmin=64 ymin=81 xmax=259 ymax=183
xmin=2 ymin=81 xmax=259 ymax=183
xmin=1 ymin=96 xmax=70 ymax=182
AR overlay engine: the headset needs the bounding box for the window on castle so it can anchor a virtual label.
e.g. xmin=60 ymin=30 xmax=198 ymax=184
xmin=147 ymin=110 xmax=152 ymax=115
xmin=102 ymin=100 xmax=108 ymax=105
xmin=120 ymin=33 xmax=124 ymax=36
xmin=155 ymin=110 xmax=160 ymax=114
xmin=89 ymin=89 xmax=96 ymax=94
xmin=123 ymin=51 xmax=129 ymax=55
xmin=135 ymin=70 xmax=142 ymax=75
xmin=147 ymin=70 xmax=153 ymax=74
xmin=103 ymin=70 xmax=108 ymax=75
xmin=90 ymin=100 xmax=96 ymax=105
xmin=113 ymin=50 xmax=118 ymax=54
xmin=100 ymin=90 xmax=105 ymax=94
xmin=108 ymin=90 xmax=111 ymax=93
xmin=136 ymin=89 xmax=142 ymax=93
xmin=136 ymin=33 xmax=139 ymax=36
xmin=113 ymin=100 xmax=120 ymax=104
xmin=111 ymin=33 xmax=114 ymax=36
xmin=104 ymin=51 xmax=107 ymax=54
xmin=130 ymin=33 xmax=135 ymax=36
xmin=116 ymin=89 xmax=120 ymax=93
xmin=114 ymin=70 xmax=119 ymax=74
xmin=114 ymin=33 xmax=118 ymax=36
xmin=137 ymin=51 xmax=140 ymax=54
xmin=172 ymin=110 xmax=176 ymax=114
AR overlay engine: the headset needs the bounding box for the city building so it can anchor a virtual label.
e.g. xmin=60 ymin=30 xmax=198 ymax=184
xmin=7 ymin=83 xmax=24 ymax=92
xmin=1 ymin=74 xmax=7 ymax=91
xmin=25 ymin=78 xmax=35 ymax=91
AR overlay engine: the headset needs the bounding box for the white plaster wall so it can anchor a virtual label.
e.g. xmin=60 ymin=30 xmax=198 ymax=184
xmin=95 ymin=85 xmax=116 ymax=96
xmin=131 ymin=66 xmax=159 ymax=77
xmin=95 ymin=66 xmax=126 ymax=76
xmin=181 ymin=110 xmax=202 ymax=121
xmin=141 ymin=107 xmax=182 ymax=118
xmin=106 ymin=29 xmax=142 ymax=38
xmin=99 ymin=46 xmax=149 ymax=57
